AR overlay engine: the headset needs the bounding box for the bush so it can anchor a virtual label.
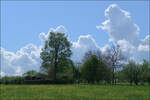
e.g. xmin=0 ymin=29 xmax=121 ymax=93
xmin=24 ymin=79 xmax=73 ymax=84
xmin=0 ymin=76 xmax=24 ymax=84
xmin=0 ymin=76 xmax=73 ymax=85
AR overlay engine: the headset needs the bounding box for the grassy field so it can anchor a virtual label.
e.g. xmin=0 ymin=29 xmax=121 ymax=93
xmin=0 ymin=84 xmax=150 ymax=100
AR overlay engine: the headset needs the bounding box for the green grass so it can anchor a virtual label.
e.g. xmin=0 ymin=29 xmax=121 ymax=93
xmin=0 ymin=84 xmax=150 ymax=100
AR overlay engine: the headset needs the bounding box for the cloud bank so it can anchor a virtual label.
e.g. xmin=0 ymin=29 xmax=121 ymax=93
xmin=1 ymin=4 xmax=149 ymax=76
xmin=97 ymin=4 xmax=149 ymax=63
xmin=96 ymin=4 xmax=140 ymax=46
xmin=0 ymin=44 xmax=41 ymax=76
xmin=71 ymin=35 xmax=100 ymax=62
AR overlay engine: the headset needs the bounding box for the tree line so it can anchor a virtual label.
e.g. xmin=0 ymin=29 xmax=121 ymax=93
xmin=0 ymin=32 xmax=150 ymax=85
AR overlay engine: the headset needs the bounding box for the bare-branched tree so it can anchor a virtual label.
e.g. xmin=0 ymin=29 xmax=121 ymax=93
xmin=103 ymin=43 xmax=125 ymax=84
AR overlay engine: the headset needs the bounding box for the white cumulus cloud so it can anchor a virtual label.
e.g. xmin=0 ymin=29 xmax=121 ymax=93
xmin=71 ymin=35 xmax=100 ymax=62
xmin=39 ymin=25 xmax=67 ymax=42
xmin=0 ymin=44 xmax=41 ymax=76
xmin=97 ymin=4 xmax=149 ymax=63
xmin=97 ymin=4 xmax=140 ymax=46
xmin=1 ymin=26 xmax=100 ymax=76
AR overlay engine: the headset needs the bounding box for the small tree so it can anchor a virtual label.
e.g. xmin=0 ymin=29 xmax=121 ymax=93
xmin=82 ymin=50 xmax=103 ymax=63
xmin=123 ymin=60 xmax=141 ymax=85
xmin=147 ymin=69 xmax=150 ymax=85
xmin=139 ymin=60 xmax=149 ymax=85
xmin=40 ymin=32 xmax=72 ymax=80
xmin=81 ymin=55 xmax=111 ymax=83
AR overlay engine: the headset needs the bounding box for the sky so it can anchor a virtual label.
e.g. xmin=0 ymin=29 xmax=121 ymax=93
xmin=0 ymin=1 xmax=149 ymax=76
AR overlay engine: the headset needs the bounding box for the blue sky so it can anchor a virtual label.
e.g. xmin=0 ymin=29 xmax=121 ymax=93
xmin=1 ymin=1 xmax=149 ymax=52
xmin=1 ymin=1 xmax=150 ymax=76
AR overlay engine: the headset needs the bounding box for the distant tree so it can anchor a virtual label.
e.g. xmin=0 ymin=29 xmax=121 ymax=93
xmin=0 ymin=76 xmax=24 ymax=84
xmin=40 ymin=32 xmax=72 ymax=80
xmin=123 ymin=60 xmax=135 ymax=85
xmin=115 ymin=70 xmax=125 ymax=83
xmin=73 ymin=62 xmax=82 ymax=83
xmin=81 ymin=55 xmax=111 ymax=83
xmin=147 ymin=69 xmax=150 ymax=85
xmin=104 ymin=44 xmax=125 ymax=84
xmin=123 ymin=60 xmax=141 ymax=85
xmin=82 ymin=50 xmax=104 ymax=64
xmin=139 ymin=60 xmax=150 ymax=85
xmin=82 ymin=51 xmax=93 ymax=63
xmin=23 ymin=70 xmax=38 ymax=77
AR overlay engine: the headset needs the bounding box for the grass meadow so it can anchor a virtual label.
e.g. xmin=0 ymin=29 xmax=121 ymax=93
xmin=0 ymin=84 xmax=150 ymax=100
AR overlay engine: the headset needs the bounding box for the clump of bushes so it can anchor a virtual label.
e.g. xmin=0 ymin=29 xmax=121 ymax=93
xmin=0 ymin=70 xmax=74 ymax=84
xmin=0 ymin=76 xmax=24 ymax=84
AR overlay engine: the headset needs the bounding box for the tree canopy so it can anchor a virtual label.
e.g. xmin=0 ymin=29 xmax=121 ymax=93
xmin=40 ymin=32 xmax=72 ymax=80
xmin=81 ymin=55 xmax=111 ymax=83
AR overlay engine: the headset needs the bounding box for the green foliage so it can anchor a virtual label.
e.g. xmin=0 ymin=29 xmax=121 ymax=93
xmin=0 ymin=76 xmax=24 ymax=84
xmin=73 ymin=66 xmax=81 ymax=83
xmin=56 ymin=60 xmax=75 ymax=81
xmin=115 ymin=70 xmax=126 ymax=83
xmin=81 ymin=55 xmax=111 ymax=83
xmin=147 ymin=69 xmax=150 ymax=84
xmin=123 ymin=60 xmax=142 ymax=85
xmin=139 ymin=60 xmax=150 ymax=84
xmin=23 ymin=70 xmax=39 ymax=77
xmin=40 ymin=32 xmax=72 ymax=80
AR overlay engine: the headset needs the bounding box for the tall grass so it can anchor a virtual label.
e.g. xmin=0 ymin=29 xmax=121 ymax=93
xmin=0 ymin=84 xmax=149 ymax=100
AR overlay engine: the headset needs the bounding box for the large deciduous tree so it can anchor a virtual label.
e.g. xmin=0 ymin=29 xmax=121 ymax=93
xmin=40 ymin=32 xmax=72 ymax=80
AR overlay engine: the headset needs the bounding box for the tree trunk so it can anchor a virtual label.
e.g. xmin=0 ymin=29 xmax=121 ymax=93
xmin=53 ymin=68 xmax=56 ymax=81
xmin=134 ymin=80 xmax=138 ymax=85
xmin=53 ymin=49 xmax=58 ymax=81
xmin=53 ymin=60 xmax=57 ymax=81
xmin=112 ymin=72 xmax=115 ymax=84
xmin=112 ymin=66 xmax=115 ymax=85
xmin=130 ymin=80 xmax=132 ymax=85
